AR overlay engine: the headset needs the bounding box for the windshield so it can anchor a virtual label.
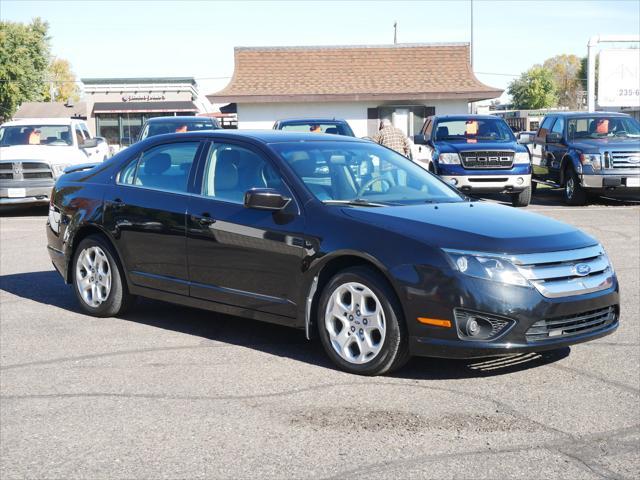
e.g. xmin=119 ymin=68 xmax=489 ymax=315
xmin=272 ymin=141 xmax=465 ymax=205
xmin=567 ymin=116 xmax=640 ymax=140
xmin=140 ymin=120 xmax=215 ymax=140
xmin=278 ymin=122 xmax=354 ymax=136
xmin=0 ymin=125 xmax=73 ymax=146
xmin=434 ymin=118 xmax=515 ymax=143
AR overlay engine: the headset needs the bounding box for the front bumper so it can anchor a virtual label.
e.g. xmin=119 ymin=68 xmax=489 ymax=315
xmin=441 ymin=173 xmax=531 ymax=193
xmin=0 ymin=185 xmax=52 ymax=205
xmin=400 ymin=270 xmax=619 ymax=359
xmin=581 ymin=172 xmax=640 ymax=197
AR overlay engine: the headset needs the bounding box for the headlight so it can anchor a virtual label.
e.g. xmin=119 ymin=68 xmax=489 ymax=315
xmin=438 ymin=153 xmax=461 ymax=164
xmin=579 ymin=153 xmax=602 ymax=170
xmin=443 ymin=249 xmax=530 ymax=287
xmin=513 ymin=152 xmax=530 ymax=164
xmin=51 ymin=163 xmax=71 ymax=179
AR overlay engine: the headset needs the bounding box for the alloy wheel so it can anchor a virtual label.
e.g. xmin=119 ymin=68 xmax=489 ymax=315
xmin=324 ymin=282 xmax=386 ymax=364
xmin=566 ymin=177 xmax=574 ymax=199
xmin=75 ymin=246 xmax=112 ymax=307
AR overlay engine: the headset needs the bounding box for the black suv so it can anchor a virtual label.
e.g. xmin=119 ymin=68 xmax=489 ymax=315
xmin=528 ymin=112 xmax=640 ymax=204
xmin=138 ymin=116 xmax=220 ymax=143
xmin=273 ymin=118 xmax=355 ymax=136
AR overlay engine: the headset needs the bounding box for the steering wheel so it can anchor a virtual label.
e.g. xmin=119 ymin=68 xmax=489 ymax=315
xmin=356 ymin=176 xmax=392 ymax=198
xmin=614 ymin=130 xmax=628 ymax=137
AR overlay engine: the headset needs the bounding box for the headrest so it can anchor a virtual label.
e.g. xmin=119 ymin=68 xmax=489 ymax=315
xmin=437 ymin=126 xmax=449 ymax=138
xmin=325 ymin=127 xmax=339 ymax=134
xmin=215 ymin=152 xmax=239 ymax=190
xmin=289 ymin=151 xmax=316 ymax=177
xmin=144 ymin=153 xmax=171 ymax=175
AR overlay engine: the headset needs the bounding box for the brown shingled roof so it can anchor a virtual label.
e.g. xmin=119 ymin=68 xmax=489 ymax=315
xmin=208 ymin=43 xmax=502 ymax=104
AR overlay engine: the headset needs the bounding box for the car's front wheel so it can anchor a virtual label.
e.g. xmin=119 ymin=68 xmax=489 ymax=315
xmin=564 ymin=166 xmax=587 ymax=206
xmin=317 ymin=267 xmax=409 ymax=375
xmin=72 ymin=234 xmax=135 ymax=317
xmin=511 ymin=185 xmax=532 ymax=207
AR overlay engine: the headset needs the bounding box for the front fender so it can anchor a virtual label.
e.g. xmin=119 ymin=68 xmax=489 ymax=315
xmin=560 ymin=152 xmax=580 ymax=185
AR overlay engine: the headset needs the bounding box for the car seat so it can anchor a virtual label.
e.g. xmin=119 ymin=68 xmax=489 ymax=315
xmin=288 ymin=151 xmax=332 ymax=200
xmin=325 ymin=127 xmax=339 ymax=135
xmin=214 ymin=149 xmax=243 ymax=202
xmin=436 ymin=126 xmax=449 ymax=138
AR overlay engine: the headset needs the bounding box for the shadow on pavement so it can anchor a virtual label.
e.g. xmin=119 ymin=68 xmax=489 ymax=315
xmin=0 ymin=205 xmax=49 ymax=217
xmin=1 ymin=270 xmax=569 ymax=379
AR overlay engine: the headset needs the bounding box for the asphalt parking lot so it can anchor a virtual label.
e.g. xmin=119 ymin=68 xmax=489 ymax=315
xmin=1 ymin=190 xmax=639 ymax=480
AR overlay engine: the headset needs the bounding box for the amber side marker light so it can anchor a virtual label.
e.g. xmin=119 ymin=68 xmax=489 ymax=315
xmin=417 ymin=317 xmax=452 ymax=328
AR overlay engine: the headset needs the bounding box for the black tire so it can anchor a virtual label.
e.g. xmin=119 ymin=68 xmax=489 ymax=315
xmin=563 ymin=166 xmax=587 ymax=206
xmin=531 ymin=181 xmax=538 ymax=194
xmin=317 ymin=266 xmax=410 ymax=376
xmin=511 ymin=185 xmax=532 ymax=207
xmin=71 ymin=234 xmax=135 ymax=317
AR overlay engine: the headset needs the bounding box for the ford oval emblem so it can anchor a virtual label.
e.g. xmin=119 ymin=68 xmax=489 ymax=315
xmin=575 ymin=263 xmax=591 ymax=276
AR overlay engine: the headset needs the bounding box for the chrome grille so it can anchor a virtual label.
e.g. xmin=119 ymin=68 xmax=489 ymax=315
xmin=526 ymin=306 xmax=617 ymax=342
xmin=460 ymin=151 xmax=514 ymax=169
xmin=0 ymin=161 xmax=53 ymax=181
xmin=609 ymin=151 xmax=640 ymax=169
xmin=510 ymin=245 xmax=614 ymax=298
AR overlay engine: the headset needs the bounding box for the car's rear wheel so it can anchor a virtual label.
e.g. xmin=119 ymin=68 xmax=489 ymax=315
xmin=564 ymin=166 xmax=587 ymax=206
xmin=72 ymin=234 xmax=135 ymax=317
xmin=317 ymin=267 xmax=409 ymax=375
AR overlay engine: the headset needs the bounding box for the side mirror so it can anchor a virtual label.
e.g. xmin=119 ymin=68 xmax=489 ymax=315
xmin=244 ymin=188 xmax=291 ymax=211
xmin=546 ymin=132 xmax=562 ymax=144
xmin=413 ymin=134 xmax=427 ymax=145
xmin=80 ymin=138 xmax=99 ymax=149
xmin=517 ymin=133 xmax=532 ymax=145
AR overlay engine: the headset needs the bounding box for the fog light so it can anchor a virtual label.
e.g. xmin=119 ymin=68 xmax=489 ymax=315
xmin=449 ymin=178 xmax=459 ymax=186
xmin=466 ymin=317 xmax=480 ymax=336
xmin=516 ymin=177 xmax=524 ymax=185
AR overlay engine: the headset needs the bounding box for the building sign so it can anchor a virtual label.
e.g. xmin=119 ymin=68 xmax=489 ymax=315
xmin=122 ymin=94 xmax=166 ymax=102
xmin=598 ymin=49 xmax=640 ymax=107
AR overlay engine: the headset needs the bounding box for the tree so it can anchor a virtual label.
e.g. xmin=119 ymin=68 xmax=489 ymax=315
xmin=508 ymin=66 xmax=557 ymax=110
xmin=543 ymin=54 xmax=582 ymax=108
xmin=42 ymin=58 xmax=80 ymax=103
xmin=0 ymin=18 xmax=50 ymax=121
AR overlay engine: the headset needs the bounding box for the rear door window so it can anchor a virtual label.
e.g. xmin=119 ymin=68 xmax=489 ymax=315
xmin=119 ymin=142 xmax=200 ymax=193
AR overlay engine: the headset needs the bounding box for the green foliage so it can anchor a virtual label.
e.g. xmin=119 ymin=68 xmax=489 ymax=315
xmin=42 ymin=57 xmax=80 ymax=103
xmin=543 ymin=54 xmax=582 ymax=108
xmin=508 ymin=66 xmax=557 ymax=110
xmin=0 ymin=18 xmax=50 ymax=121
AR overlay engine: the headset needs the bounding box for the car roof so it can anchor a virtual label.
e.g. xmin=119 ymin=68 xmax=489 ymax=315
xmin=145 ymin=129 xmax=366 ymax=144
xmin=433 ymin=114 xmax=502 ymax=121
xmin=145 ymin=116 xmax=215 ymax=123
xmin=1 ymin=118 xmax=82 ymax=127
xmin=544 ymin=111 xmax=632 ymax=118
xmin=276 ymin=118 xmax=348 ymax=124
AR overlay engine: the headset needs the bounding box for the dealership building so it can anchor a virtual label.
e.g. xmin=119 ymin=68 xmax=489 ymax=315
xmin=208 ymin=43 xmax=503 ymax=137
xmin=13 ymin=77 xmax=214 ymax=146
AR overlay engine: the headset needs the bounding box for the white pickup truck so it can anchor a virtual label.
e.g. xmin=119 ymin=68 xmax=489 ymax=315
xmin=0 ymin=118 xmax=109 ymax=206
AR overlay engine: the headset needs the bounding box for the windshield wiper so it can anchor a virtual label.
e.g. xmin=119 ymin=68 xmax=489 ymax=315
xmin=323 ymin=199 xmax=388 ymax=207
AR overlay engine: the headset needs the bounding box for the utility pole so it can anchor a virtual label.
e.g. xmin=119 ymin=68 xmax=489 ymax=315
xmin=470 ymin=0 xmax=474 ymax=67
xmin=393 ymin=21 xmax=397 ymax=44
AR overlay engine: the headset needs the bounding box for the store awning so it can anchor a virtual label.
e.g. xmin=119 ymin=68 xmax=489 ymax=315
xmin=92 ymin=101 xmax=199 ymax=114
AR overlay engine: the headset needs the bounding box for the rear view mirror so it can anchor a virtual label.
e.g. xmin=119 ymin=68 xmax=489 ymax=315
xmin=244 ymin=188 xmax=291 ymax=211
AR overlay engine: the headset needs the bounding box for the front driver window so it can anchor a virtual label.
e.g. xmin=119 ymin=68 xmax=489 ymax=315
xmin=202 ymin=143 xmax=287 ymax=204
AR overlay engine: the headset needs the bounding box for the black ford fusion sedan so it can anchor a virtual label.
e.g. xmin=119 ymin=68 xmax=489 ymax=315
xmin=47 ymin=131 xmax=619 ymax=375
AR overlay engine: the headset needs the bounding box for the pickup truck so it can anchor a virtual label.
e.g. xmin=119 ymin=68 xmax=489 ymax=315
xmin=0 ymin=118 xmax=109 ymax=206
xmin=412 ymin=115 xmax=532 ymax=206
xmin=528 ymin=112 xmax=640 ymax=205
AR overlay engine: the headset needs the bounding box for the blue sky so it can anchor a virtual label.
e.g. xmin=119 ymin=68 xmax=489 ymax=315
xmin=2 ymin=0 xmax=639 ymax=101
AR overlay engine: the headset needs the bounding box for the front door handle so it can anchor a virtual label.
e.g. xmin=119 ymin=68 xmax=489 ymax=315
xmin=192 ymin=213 xmax=216 ymax=226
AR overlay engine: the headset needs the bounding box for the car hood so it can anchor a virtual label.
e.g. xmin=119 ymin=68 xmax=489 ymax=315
xmin=570 ymin=137 xmax=640 ymax=152
xmin=0 ymin=145 xmax=87 ymax=164
xmin=342 ymin=201 xmax=596 ymax=254
xmin=435 ymin=140 xmax=525 ymax=154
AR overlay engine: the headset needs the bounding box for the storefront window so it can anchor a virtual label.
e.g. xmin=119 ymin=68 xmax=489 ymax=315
xmin=96 ymin=114 xmax=119 ymax=145
xmin=121 ymin=114 xmax=143 ymax=146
